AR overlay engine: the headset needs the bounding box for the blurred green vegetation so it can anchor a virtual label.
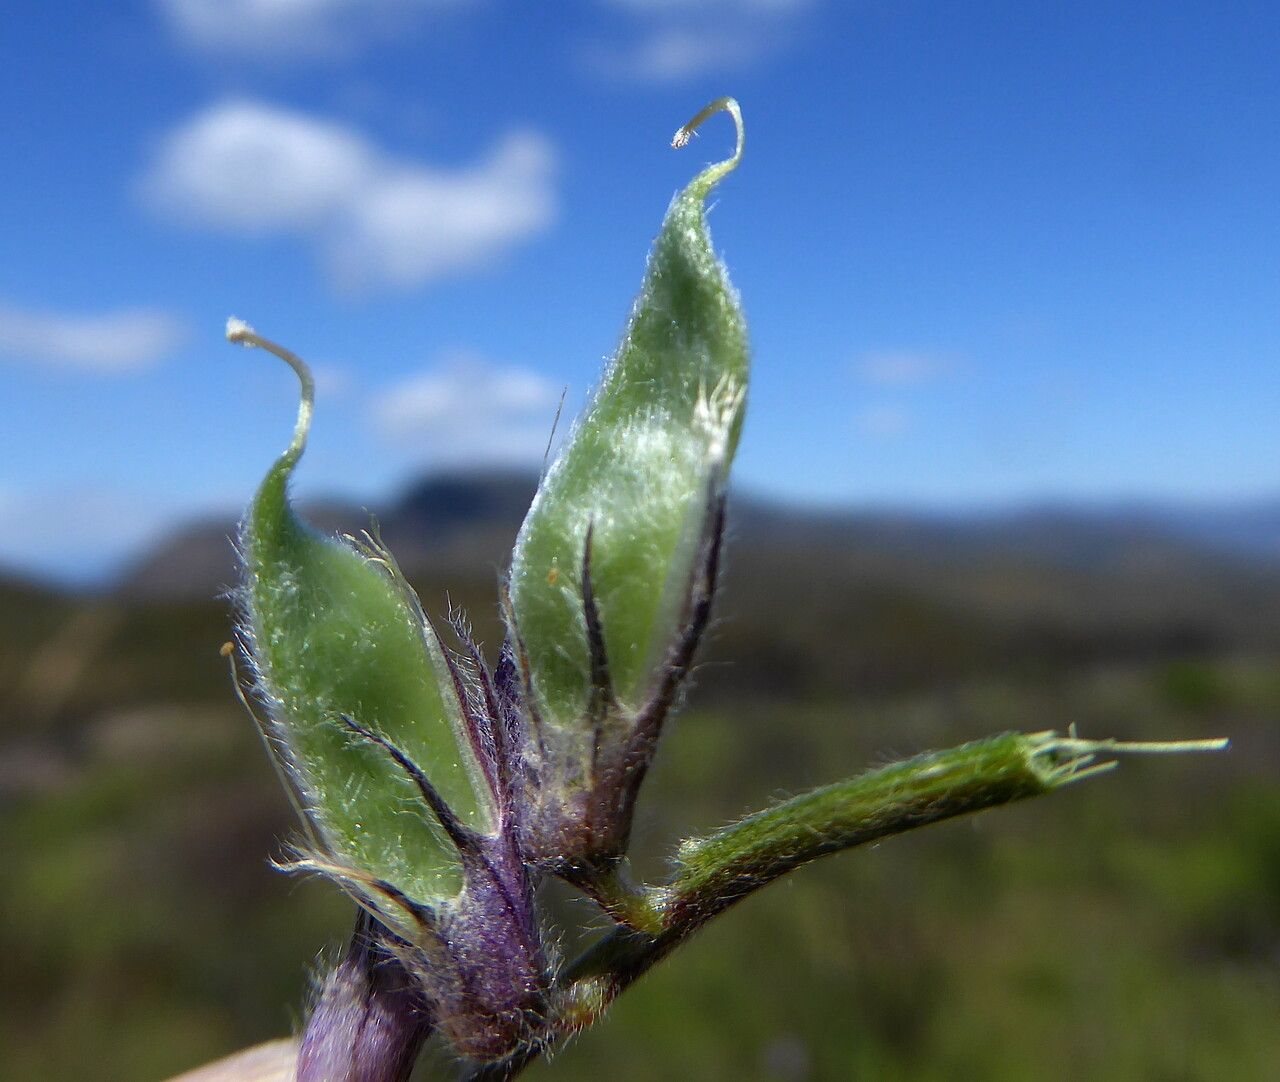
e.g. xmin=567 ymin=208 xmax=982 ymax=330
xmin=0 ymin=523 xmax=1276 ymax=1080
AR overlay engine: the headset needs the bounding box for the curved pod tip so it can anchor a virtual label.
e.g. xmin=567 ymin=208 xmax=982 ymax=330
xmin=671 ymin=96 xmax=744 ymax=198
xmin=226 ymin=318 xmax=315 ymax=472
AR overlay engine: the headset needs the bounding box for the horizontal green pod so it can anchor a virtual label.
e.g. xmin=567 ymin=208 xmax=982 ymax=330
xmin=232 ymin=321 xmax=492 ymax=906
xmin=508 ymin=98 xmax=749 ymax=734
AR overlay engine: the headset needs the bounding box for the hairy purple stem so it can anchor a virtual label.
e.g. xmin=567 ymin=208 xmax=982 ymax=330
xmin=298 ymin=914 xmax=433 ymax=1082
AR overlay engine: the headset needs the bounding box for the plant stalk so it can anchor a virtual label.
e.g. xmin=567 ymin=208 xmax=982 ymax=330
xmin=461 ymin=729 xmax=1226 ymax=1080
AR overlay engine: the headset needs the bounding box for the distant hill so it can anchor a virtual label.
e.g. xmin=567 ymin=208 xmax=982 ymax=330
xmin=6 ymin=494 xmax=1279 ymax=1082
xmin=112 ymin=471 xmax=1280 ymax=606
xmin=1137 ymin=499 xmax=1280 ymax=562
xmin=115 ymin=472 xmax=539 ymax=602
xmin=733 ymin=497 xmax=1280 ymax=570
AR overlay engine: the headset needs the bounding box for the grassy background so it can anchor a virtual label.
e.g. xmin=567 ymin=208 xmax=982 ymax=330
xmin=0 ymin=503 xmax=1276 ymax=1081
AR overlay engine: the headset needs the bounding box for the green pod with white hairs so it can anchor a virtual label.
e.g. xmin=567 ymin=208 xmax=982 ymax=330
xmin=230 ymin=320 xmax=494 ymax=911
xmin=506 ymin=98 xmax=750 ymax=871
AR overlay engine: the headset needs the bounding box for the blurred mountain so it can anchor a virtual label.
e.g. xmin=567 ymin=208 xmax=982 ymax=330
xmin=113 ymin=470 xmax=1280 ymax=604
xmin=0 ymin=572 xmax=72 ymax=717
xmin=115 ymin=471 xmax=539 ymax=602
xmin=4 ymin=474 xmax=1280 ymax=1081
xmin=732 ymin=497 xmax=1280 ymax=569
xmin=92 ymin=471 xmax=1280 ymax=714
xmin=1139 ymin=499 xmax=1280 ymax=561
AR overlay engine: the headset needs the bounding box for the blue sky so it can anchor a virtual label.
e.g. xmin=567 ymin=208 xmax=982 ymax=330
xmin=2 ymin=1 xmax=1278 ymax=583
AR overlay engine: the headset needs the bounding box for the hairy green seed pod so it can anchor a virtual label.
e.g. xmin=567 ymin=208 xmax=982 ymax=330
xmin=506 ymin=98 xmax=749 ymax=866
xmin=231 ymin=320 xmax=493 ymax=908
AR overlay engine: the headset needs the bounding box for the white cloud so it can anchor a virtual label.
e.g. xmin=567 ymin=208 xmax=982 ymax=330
xmin=370 ymin=353 xmax=562 ymax=466
xmin=857 ymin=351 xmax=958 ymax=387
xmin=310 ymin=363 xmax=352 ymax=396
xmin=590 ymin=0 xmax=812 ymax=81
xmin=856 ymin=403 xmax=911 ymax=439
xmin=0 ymin=301 xmax=186 ymax=373
xmin=592 ymin=28 xmax=767 ymax=82
xmin=142 ymin=102 xmax=373 ymax=232
xmin=604 ymin=0 xmax=811 ymax=11
xmin=158 ymin=0 xmax=468 ymax=58
xmin=140 ymin=100 xmax=557 ymax=292
xmin=332 ymin=133 xmax=555 ymax=290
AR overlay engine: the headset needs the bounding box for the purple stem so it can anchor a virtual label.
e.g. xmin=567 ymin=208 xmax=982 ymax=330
xmin=298 ymin=914 xmax=433 ymax=1082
